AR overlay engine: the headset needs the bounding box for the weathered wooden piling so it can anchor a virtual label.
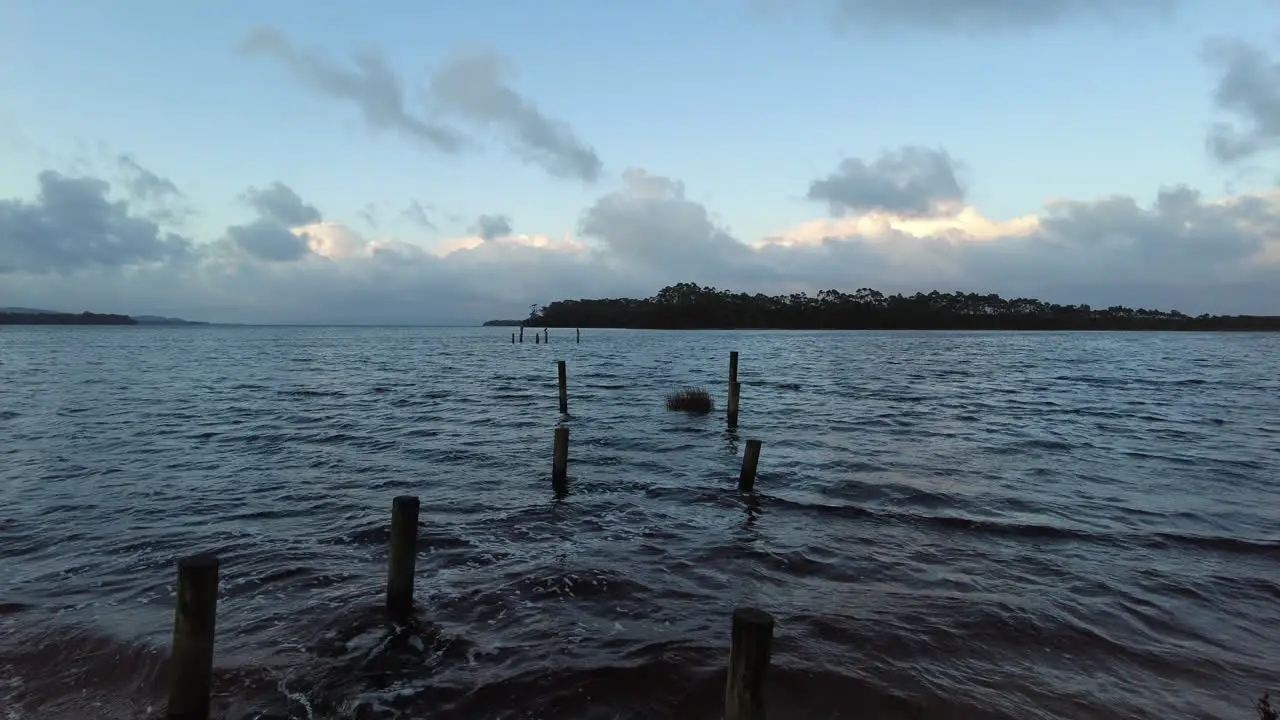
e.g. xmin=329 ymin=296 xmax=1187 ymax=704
xmin=739 ymin=439 xmax=762 ymax=491
xmin=519 ymin=327 xmax=524 ymax=343
xmin=511 ymin=332 xmax=515 ymax=344
xmin=167 ymin=553 xmax=219 ymax=720
xmin=727 ymin=381 xmax=741 ymax=428
xmin=557 ymin=360 xmax=568 ymax=414
xmin=725 ymin=607 xmax=774 ymax=720
xmin=729 ymin=351 xmax=739 ymax=384
xmin=576 ymin=328 xmax=581 ymax=344
xmin=386 ymin=495 xmax=420 ymax=621
xmin=552 ymin=426 xmax=569 ymax=493
xmin=535 ymin=333 xmax=541 ymax=345
xmin=544 ymin=328 xmax=549 ymax=343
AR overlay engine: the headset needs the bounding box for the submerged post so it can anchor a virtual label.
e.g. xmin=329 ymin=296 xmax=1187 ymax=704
xmin=552 ymin=427 xmax=569 ymax=493
xmin=511 ymin=332 xmax=515 ymax=344
xmin=544 ymin=328 xmax=549 ymax=343
xmin=739 ymin=439 xmax=762 ymax=492
xmin=167 ymin=553 xmax=219 ymax=720
xmin=386 ymin=495 xmax=420 ymax=621
xmin=729 ymin=351 xmax=739 ymax=384
xmin=535 ymin=333 xmax=541 ymax=345
xmin=557 ymin=360 xmax=568 ymax=414
xmin=519 ymin=327 xmax=524 ymax=343
xmin=576 ymin=328 xmax=581 ymax=344
xmin=727 ymin=381 xmax=741 ymax=429
xmin=725 ymin=607 xmax=774 ymax=720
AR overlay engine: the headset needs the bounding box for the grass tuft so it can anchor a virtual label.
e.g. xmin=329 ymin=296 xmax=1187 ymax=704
xmin=665 ymin=388 xmax=714 ymax=414
xmin=1259 ymin=693 xmax=1277 ymax=720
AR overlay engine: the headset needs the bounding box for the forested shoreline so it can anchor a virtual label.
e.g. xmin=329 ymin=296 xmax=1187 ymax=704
xmin=0 ymin=311 xmax=136 ymax=326
xmin=527 ymin=283 xmax=1280 ymax=331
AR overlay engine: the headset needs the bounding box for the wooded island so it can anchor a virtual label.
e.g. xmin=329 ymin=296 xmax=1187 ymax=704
xmin=526 ymin=283 xmax=1280 ymax=331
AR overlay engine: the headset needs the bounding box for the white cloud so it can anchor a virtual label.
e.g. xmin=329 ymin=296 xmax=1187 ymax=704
xmin=759 ymin=205 xmax=1041 ymax=247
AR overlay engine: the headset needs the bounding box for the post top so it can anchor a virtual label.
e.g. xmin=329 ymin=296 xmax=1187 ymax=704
xmin=178 ymin=552 xmax=219 ymax=569
xmin=393 ymin=494 xmax=420 ymax=507
xmin=733 ymin=606 xmax=775 ymax=628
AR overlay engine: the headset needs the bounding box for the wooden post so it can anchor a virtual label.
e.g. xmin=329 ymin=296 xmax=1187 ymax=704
xmin=386 ymin=495 xmax=420 ymax=621
xmin=511 ymin=332 xmax=515 ymax=344
xmin=739 ymin=439 xmax=762 ymax=492
xmin=535 ymin=333 xmax=540 ymax=345
xmin=552 ymin=427 xmax=569 ymax=493
xmin=729 ymin=351 xmax=738 ymax=384
xmin=167 ymin=553 xmax=219 ymax=720
xmin=557 ymin=360 xmax=568 ymax=414
xmin=519 ymin=327 xmax=524 ymax=343
xmin=576 ymin=328 xmax=580 ymax=344
xmin=725 ymin=607 xmax=774 ymax=720
xmin=544 ymin=328 xmax=549 ymax=343
xmin=727 ymin=381 xmax=741 ymax=428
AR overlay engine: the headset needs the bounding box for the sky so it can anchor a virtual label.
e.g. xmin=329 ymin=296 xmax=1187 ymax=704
xmin=1 ymin=0 xmax=1279 ymax=324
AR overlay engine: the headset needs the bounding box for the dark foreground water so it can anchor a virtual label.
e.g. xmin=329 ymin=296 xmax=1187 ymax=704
xmin=0 ymin=327 xmax=1277 ymax=719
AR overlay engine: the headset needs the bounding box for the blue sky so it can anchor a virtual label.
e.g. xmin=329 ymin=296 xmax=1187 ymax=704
xmin=1 ymin=0 xmax=1279 ymax=322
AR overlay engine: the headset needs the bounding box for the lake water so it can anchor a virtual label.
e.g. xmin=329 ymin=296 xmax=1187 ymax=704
xmin=0 ymin=326 xmax=1277 ymax=719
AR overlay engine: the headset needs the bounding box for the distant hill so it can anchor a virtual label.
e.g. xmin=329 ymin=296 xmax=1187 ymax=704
xmin=0 ymin=308 xmax=208 ymax=325
xmin=133 ymin=315 xmax=209 ymax=325
xmin=0 ymin=311 xmax=135 ymax=326
xmin=482 ymin=319 xmax=526 ymax=327
xmin=0 ymin=307 xmax=60 ymax=315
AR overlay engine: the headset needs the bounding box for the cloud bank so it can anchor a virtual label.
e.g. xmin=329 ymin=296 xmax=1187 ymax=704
xmin=3 ymin=149 xmax=1277 ymax=324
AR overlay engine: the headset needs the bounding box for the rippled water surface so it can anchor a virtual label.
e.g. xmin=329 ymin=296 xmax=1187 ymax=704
xmin=1 ymin=326 xmax=1277 ymax=719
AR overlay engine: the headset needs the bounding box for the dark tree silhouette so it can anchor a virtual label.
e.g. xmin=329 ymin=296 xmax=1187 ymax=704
xmin=0 ymin=312 xmax=137 ymax=326
xmin=527 ymin=283 xmax=1280 ymax=331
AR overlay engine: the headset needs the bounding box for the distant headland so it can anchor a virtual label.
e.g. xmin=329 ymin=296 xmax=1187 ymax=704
xmin=521 ymin=283 xmax=1280 ymax=331
xmin=481 ymin=319 xmax=526 ymax=327
xmin=0 ymin=308 xmax=208 ymax=326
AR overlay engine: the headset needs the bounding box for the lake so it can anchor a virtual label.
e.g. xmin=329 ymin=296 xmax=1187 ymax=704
xmin=0 ymin=326 xmax=1277 ymax=719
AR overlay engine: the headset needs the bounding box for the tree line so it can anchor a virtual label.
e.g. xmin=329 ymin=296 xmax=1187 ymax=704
xmin=526 ymin=283 xmax=1280 ymax=331
xmin=0 ymin=311 xmax=137 ymax=325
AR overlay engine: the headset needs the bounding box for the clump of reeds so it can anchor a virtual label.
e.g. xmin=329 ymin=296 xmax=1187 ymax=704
xmin=665 ymin=388 xmax=714 ymax=413
xmin=1259 ymin=693 xmax=1277 ymax=720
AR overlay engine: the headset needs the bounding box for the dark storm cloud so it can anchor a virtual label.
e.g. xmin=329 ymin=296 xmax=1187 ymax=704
xmin=0 ymin=171 xmax=191 ymax=274
xmin=1204 ymin=38 xmax=1280 ymax=164
xmin=473 ymin=213 xmax=512 ymax=241
xmin=429 ymin=53 xmax=603 ymax=183
xmin=239 ymin=28 xmax=466 ymax=153
xmin=242 ymin=182 xmax=322 ymax=227
xmin=807 ymin=147 xmax=965 ymax=217
xmin=820 ymin=0 xmax=1178 ymax=30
